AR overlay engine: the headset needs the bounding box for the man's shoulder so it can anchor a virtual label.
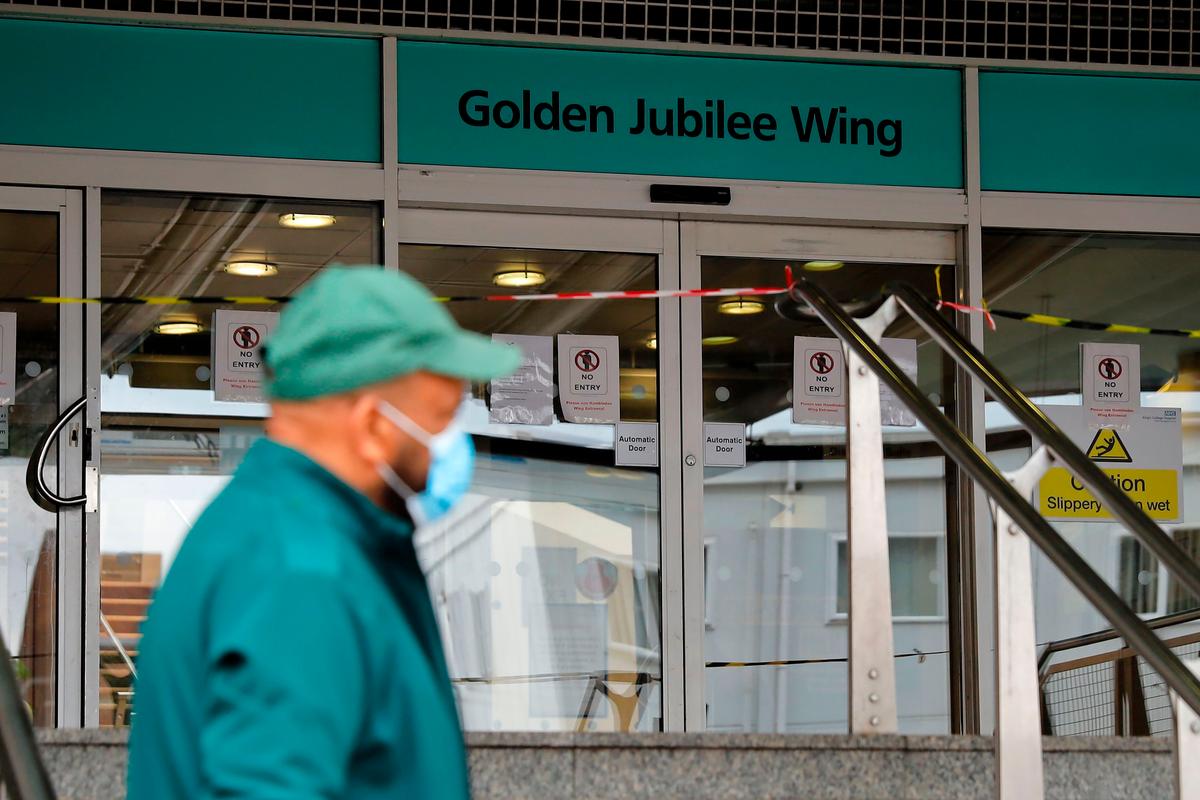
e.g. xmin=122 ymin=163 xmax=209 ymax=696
xmin=185 ymin=471 xmax=356 ymax=582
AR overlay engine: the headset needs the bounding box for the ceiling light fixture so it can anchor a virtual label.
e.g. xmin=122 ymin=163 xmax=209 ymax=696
xmin=701 ymin=335 xmax=739 ymax=346
xmin=278 ymin=213 xmax=337 ymax=229
xmin=646 ymin=336 xmax=658 ymax=350
xmin=803 ymin=260 xmax=845 ymax=272
xmin=717 ymin=297 xmax=765 ymax=315
xmin=154 ymin=316 xmax=204 ymax=336
xmin=493 ymin=268 xmax=547 ymax=288
xmin=224 ymin=260 xmax=279 ymax=277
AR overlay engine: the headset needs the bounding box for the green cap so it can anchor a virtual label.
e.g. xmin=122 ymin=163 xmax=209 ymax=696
xmin=264 ymin=266 xmax=522 ymax=400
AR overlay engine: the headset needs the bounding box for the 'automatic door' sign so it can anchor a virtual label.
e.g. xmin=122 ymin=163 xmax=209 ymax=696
xmin=213 ymin=310 xmax=278 ymax=403
xmin=557 ymin=334 xmax=620 ymax=424
xmin=1038 ymin=405 xmax=1182 ymax=523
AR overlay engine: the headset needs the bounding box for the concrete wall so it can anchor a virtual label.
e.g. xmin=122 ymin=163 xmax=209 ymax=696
xmin=37 ymin=730 xmax=1173 ymax=800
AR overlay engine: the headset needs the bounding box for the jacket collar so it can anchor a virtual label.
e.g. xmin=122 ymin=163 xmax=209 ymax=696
xmin=238 ymin=438 xmax=416 ymax=545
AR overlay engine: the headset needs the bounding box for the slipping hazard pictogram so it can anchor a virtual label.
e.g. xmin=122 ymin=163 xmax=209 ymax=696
xmin=1086 ymin=428 xmax=1132 ymax=463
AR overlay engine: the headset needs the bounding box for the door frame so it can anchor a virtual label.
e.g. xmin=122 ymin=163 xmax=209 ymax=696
xmin=678 ymin=220 xmax=961 ymax=731
xmin=0 ymin=185 xmax=88 ymax=728
xmin=393 ymin=208 xmax=686 ymax=731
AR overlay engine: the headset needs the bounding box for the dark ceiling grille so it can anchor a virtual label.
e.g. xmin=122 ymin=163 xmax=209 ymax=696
xmin=5 ymin=1 xmax=1199 ymax=67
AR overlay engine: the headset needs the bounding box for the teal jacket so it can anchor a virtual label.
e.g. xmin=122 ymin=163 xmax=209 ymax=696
xmin=126 ymin=440 xmax=469 ymax=800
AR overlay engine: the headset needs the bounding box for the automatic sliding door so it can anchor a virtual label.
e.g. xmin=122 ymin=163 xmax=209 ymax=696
xmin=0 ymin=187 xmax=85 ymax=727
xmin=396 ymin=211 xmax=677 ymax=732
xmin=681 ymin=222 xmax=959 ymax=733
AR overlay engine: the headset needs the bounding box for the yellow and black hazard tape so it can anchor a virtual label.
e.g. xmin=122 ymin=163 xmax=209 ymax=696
xmin=1 ymin=293 xmax=1196 ymax=338
xmin=988 ymin=309 xmax=1200 ymax=338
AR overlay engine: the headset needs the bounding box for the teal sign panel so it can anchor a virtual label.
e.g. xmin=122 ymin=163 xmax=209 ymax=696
xmin=0 ymin=20 xmax=380 ymax=162
xmin=981 ymin=72 xmax=1200 ymax=197
xmin=397 ymin=42 xmax=963 ymax=188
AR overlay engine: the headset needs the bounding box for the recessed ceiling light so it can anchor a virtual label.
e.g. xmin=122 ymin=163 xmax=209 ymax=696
xmin=154 ymin=316 xmax=204 ymax=335
xmin=278 ymin=213 xmax=336 ymax=229
xmin=646 ymin=336 xmax=658 ymax=350
xmin=701 ymin=335 xmax=739 ymax=346
xmin=717 ymin=297 xmax=765 ymax=315
xmin=803 ymin=260 xmax=845 ymax=272
xmin=493 ymin=268 xmax=547 ymax=288
xmin=224 ymin=260 xmax=279 ymax=277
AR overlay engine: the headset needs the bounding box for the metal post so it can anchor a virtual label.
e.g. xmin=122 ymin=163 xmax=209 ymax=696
xmin=846 ymin=298 xmax=900 ymax=734
xmin=1173 ymin=659 xmax=1200 ymax=800
xmin=992 ymin=447 xmax=1052 ymax=800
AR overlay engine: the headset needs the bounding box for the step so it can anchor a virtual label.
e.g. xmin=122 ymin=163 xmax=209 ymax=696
xmin=100 ymin=581 xmax=155 ymax=601
xmin=100 ymin=615 xmax=146 ymax=635
xmin=101 ymin=598 xmax=150 ymax=617
xmin=35 ymin=731 xmax=1174 ymax=799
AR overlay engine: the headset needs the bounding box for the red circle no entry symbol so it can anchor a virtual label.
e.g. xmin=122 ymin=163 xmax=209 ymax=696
xmin=1097 ymin=357 xmax=1122 ymax=381
xmin=810 ymin=352 xmax=835 ymax=375
xmin=233 ymin=325 xmax=260 ymax=349
xmin=574 ymin=349 xmax=600 ymax=372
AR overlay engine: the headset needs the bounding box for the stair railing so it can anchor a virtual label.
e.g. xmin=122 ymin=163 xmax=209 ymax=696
xmin=778 ymin=276 xmax=1200 ymax=800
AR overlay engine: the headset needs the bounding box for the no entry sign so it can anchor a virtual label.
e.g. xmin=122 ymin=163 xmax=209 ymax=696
xmin=212 ymin=309 xmax=277 ymax=402
xmin=557 ymin=334 xmax=620 ymax=423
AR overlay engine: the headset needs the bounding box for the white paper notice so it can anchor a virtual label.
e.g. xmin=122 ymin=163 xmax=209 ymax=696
xmin=0 ymin=313 xmax=16 ymax=407
xmin=792 ymin=336 xmax=918 ymax=427
xmin=614 ymin=422 xmax=658 ymax=467
xmin=212 ymin=310 xmax=278 ymax=403
xmin=489 ymin=334 xmax=554 ymax=425
xmin=879 ymin=338 xmax=918 ymax=428
xmin=704 ymin=422 xmax=746 ymax=467
xmin=557 ymin=334 xmax=620 ymax=424
xmin=1081 ymin=342 xmax=1140 ymax=428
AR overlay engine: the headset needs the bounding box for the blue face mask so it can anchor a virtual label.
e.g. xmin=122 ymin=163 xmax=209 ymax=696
xmin=375 ymin=401 xmax=475 ymax=526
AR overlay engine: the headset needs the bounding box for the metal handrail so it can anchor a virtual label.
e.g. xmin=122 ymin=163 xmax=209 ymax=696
xmin=0 ymin=634 xmax=56 ymax=800
xmin=1037 ymin=607 xmax=1200 ymax=678
xmin=886 ymin=281 xmax=1200 ymax=604
xmin=780 ymin=276 xmax=1200 ymax=717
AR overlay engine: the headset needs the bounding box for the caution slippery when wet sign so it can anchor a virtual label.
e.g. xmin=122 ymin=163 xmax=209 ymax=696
xmin=1037 ymin=406 xmax=1183 ymax=523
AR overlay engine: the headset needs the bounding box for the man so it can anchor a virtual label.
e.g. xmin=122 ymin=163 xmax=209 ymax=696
xmin=127 ymin=267 xmax=520 ymax=799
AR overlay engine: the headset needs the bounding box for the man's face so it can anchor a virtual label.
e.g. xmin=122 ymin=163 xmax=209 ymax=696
xmin=370 ymin=371 xmax=466 ymax=493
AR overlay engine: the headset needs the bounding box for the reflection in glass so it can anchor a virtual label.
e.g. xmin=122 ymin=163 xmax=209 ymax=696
xmin=699 ymin=256 xmax=951 ymax=734
xmin=97 ymin=192 xmax=380 ymax=726
xmin=0 ymin=209 xmax=60 ymax=726
xmin=400 ymin=244 xmax=662 ymax=731
xmin=984 ymin=231 xmax=1200 ymax=737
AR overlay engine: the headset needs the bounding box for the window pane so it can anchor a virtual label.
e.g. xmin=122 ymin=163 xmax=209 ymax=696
xmin=983 ymin=231 xmax=1200 ymax=736
xmin=835 ymin=537 xmax=942 ymax=618
xmin=1167 ymin=528 xmax=1200 ymax=613
xmin=98 ymin=191 xmax=380 ymax=727
xmin=400 ymin=243 xmax=663 ymax=733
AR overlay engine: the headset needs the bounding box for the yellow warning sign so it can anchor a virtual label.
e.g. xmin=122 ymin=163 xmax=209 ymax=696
xmin=1085 ymin=428 xmax=1132 ymax=462
xmin=1038 ymin=467 xmax=1179 ymax=520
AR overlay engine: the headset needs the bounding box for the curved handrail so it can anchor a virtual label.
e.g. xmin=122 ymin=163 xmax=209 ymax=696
xmin=780 ymin=275 xmax=1200 ymax=717
xmin=25 ymin=397 xmax=87 ymax=513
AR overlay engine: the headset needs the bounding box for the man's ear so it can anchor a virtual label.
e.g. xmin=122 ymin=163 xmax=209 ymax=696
xmin=348 ymin=392 xmax=390 ymax=464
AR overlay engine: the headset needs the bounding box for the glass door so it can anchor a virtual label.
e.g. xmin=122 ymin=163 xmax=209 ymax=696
xmin=0 ymin=186 xmax=86 ymax=727
xmin=680 ymin=221 xmax=960 ymax=733
xmin=396 ymin=210 xmax=683 ymax=732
